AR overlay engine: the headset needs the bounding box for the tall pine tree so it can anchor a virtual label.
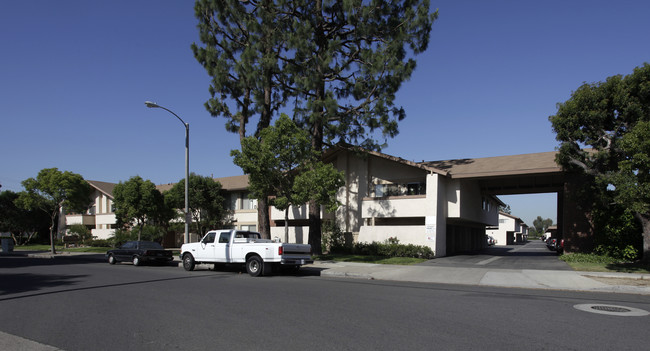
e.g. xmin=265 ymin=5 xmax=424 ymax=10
xmin=193 ymin=0 xmax=289 ymax=238
xmin=284 ymin=0 xmax=437 ymax=253
xmin=193 ymin=0 xmax=437 ymax=251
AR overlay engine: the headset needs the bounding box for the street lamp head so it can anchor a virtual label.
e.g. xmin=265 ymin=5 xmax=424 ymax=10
xmin=144 ymin=101 xmax=160 ymax=108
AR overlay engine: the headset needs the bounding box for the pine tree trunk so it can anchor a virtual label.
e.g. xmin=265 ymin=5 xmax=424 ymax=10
xmin=307 ymin=0 xmax=325 ymax=255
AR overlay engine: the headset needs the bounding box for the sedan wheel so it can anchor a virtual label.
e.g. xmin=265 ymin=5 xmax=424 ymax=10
xmin=133 ymin=256 xmax=141 ymax=266
xmin=107 ymin=254 xmax=116 ymax=265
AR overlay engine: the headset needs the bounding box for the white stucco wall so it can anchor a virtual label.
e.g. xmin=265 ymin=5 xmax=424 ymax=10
xmin=270 ymin=226 xmax=310 ymax=244
xmin=486 ymin=213 xmax=523 ymax=245
xmin=92 ymin=228 xmax=115 ymax=240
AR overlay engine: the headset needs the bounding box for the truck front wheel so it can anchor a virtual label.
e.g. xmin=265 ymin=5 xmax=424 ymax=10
xmin=246 ymin=255 xmax=263 ymax=277
xmin=182 ymin=253 xmax=195 ymax=271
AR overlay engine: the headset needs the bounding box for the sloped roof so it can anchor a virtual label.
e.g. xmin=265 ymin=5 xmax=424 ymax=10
xmin=155 ymin=175 xmax=250 ymax=193
xmin=86 ymin=180 xmax=117 ymax=198
xmin=420 ymin=151 xmax=561 ymax=179
xmin=156 ymin=183 xmax=175 ymax=193
xmin=499 ymin=211 xmax=524 ymax=222
xmin=215 ymin=175 xmax=249 ymax=191
xmin=323 ymin=144 xmax=449 ymax=176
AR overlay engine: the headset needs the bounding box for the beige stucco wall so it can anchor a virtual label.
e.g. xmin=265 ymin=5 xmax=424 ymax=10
xmin=264 ymin=149 xmax=498 ymax=256
xmin=446 ymin=179 xmax=498 ymax=226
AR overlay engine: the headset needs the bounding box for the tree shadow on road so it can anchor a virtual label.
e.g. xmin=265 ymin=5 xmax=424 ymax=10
xmin=0 ymin=273 xmax=87 ymax=296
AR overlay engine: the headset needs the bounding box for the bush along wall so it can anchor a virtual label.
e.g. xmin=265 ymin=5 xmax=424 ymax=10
xmin=353 ymin=238 xmax=434 ymax=259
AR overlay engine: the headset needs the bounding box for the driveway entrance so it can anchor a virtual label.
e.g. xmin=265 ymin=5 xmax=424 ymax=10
xmin=420 ymin=240 xmax=572 ymax=270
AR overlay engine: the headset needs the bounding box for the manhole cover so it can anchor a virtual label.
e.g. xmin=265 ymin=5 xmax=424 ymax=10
xmin=574 ymin=304 xmax=650 ymax=317
xmin=591 ymin=305 xmax=631 ymax=313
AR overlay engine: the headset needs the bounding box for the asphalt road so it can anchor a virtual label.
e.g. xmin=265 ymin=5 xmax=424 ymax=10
xmin=420 ymin=240 xmax=573 ymax=270
xmin=1 ymin=254 xmax=650 ymax=350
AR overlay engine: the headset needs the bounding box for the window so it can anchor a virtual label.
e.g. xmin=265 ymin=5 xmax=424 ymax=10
xmin=375 ymin=184 xmax=400 ymax=197
xmin=202 ymin=232 xmax=216 ymax=244
xmin=218 ymin=232 xmax=231 ymax=243
xmin=407 ymin=182 xmax=426 ymax=195
xmin=240 ymin=225 xmax=256 ymax=232
xmin=482 ymin=197 xmax=492 ymax=212
xmin=374 ymin=180 xmax=425 ymax=197
xmin=228 ymin=193 xmax=237 ymax=210
xmin=241 ymin=193 xmax=257 ymax=210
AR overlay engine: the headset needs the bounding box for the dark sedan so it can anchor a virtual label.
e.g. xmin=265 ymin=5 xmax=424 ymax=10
xmin=106 ymin=241 xmax=174 ymax=266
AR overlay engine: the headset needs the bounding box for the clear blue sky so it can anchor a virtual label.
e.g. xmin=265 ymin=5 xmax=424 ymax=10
xmin=2 ymin=0 xmax=649 ymax=227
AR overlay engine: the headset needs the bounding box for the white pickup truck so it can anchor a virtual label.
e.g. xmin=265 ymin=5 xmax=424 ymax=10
xmin=180 ymin=229 xmax=313 ymax=276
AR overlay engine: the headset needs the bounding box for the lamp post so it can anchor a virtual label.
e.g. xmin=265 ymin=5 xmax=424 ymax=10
xmin=145 ymin=101 xmax=190 ymax=244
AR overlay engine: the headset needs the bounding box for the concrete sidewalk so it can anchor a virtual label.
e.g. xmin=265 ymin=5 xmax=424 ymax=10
xmin=306 ymin=260 xmax=650 ymax=295
xmin=4 ymin=250 xmax=650 ymax=295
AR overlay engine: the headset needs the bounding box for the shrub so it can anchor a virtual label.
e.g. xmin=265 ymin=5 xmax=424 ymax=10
xmin=110 ymin=229 xmax=136 ymax=247
xmin=352 ymin=241 xmax=434 ymax=259
xmin=322 ymin=221 xmax=350 ymax=254
xmin=110 ymin=225 xmax=166 ymax=247
xmin=88 ymin=239 xmax=111 ymax=247
xmin=67 ymin=224 xmax=94 ymax=244
xmin=594 ymin=244 xmax=639 ymax=262
xmin=592 ymin=206 xmax=642 ymax=261
xmin=560 ymin=253 xmax=621 ymax=264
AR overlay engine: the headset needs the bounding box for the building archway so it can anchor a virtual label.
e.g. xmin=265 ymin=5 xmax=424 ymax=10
xmin=422 ymin=151 xmax=590 ymax=253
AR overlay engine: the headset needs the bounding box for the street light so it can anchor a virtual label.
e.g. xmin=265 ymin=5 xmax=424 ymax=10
xmin=145 ymin=101 xmax=190 ymax=244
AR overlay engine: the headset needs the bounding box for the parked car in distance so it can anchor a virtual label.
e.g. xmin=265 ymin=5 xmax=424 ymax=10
xmin=556 ymin=239 xmax=564 ymax=254
xmin=486 ymin=235 xmax=496 ymax=246
xmin=106 ymin=241 xmax=174 ymax=266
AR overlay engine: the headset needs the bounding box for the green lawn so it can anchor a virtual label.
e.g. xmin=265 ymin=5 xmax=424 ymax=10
xmin=560 ymin=253 xmax=650 ymax=274
xmin=563 ymin=261 xmax=650 ymax=274
xmin=13 ymin=244 xmax=109 ymax=253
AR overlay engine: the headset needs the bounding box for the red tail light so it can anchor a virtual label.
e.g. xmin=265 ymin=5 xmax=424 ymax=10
xmin=278 ymin=246 xmax=283 ymax=255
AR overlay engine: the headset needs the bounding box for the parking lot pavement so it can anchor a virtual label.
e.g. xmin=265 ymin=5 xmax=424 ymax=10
xmin=417 ymin=240 xmax=573 ymax=271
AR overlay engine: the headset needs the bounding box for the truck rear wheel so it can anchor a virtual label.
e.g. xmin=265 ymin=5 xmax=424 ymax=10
xmin=182 ymin=253 xmax=195 ymax=271
xmin=246 ymin=255 xmax=263 ymax=277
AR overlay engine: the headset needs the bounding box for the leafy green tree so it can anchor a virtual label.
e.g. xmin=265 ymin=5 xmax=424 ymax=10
xmin=232 ymin=114 xmax=345 ymax=242
xmin=592 ymin=206 xmax=642 ymax=260
xmin=15 ymin=168 xmax=92 ymax=253
xmin=550 ymin=63 xmax=650 ymax=261
xmin=0 ymin=190 xmax=23 ymax=235
xmin=499 ymin=204 xmax=512 ymax=214
xmin=285 ymin=0 xmax=437 ymax=253
xmin=164 ymin=173 xmax=227 ymax=235
xmin=113 ymin=176 xmax=168 ymax=241
xmin=532 ymin=216 xmax=553 ymax=236
xmin=0 ymin=190 xmax=47 ymax=244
